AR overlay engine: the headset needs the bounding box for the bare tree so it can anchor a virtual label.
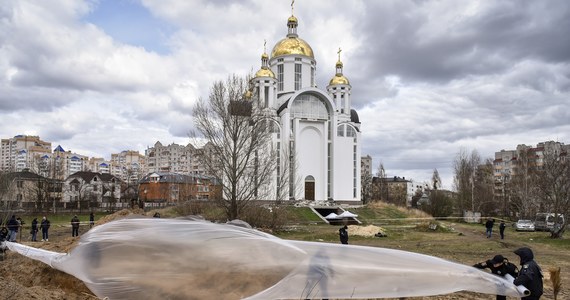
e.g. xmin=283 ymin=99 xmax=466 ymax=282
xmin=274 ymin=144 xmax=302 ymax=204
xmin=533 ymin=146 xmax=569 ymax=238
xmin=372 ymin=162 xmax=388 ymax=201
xmin=361 ymin=171 xmax=373 ymax=204
xmin=473 ymin=159 xmax=496 ymax=217
xmin=453 ymin=148 xmax=481 ymax=215
xmin=509 ymin=148 xmax=540 ymax=218
xmin=192 ymin=74 xmax=276 ymax=220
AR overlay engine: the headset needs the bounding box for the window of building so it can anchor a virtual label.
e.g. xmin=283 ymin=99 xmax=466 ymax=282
xmin=291 ymin=94 xmax=329 ymax=120
xmin=277 ymin=64 xmax=284 ymax=91
xmin=346 ymin=126 xmax=356 ymax=138
xmin=337 ymin=125 xmax=345 ymax=137
xmin=16 ymin=180 xmax=23 ymax=188
xmin=311 ymin=66 xmax=315 ymax=86
xmin=294 ymin=63 xmax=302 ymax=90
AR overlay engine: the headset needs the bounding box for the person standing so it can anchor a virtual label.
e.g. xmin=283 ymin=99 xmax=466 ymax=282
xmin=499 ymin=220 xmax=506 ymax=240
xmin=30 ymin=218 xmax=38 ymax=242
xmin=513 ymin=247 xmax=543 ymax=300
xmin=485 ymin=218 xmax=495 ymax=238
xmin=41 ymin=216 xmax=50 ymax=242
xmin=7 ymin=215 xmax=19 ymax=242
xmin=71 ymin=215 xmax=80 ymax=237
xmin=473 ymin=254 xmax=519 ymax=300
xmin=339 ymin=225 xmax=349 ymax=245
xmin=89 ymin=212 xmax=95 ymax=228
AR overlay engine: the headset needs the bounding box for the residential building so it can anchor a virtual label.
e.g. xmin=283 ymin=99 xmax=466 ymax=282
xmin=372 ymin=176 xmax=413 ymax=207
xmin=138 ymin=172 xmax=221 ymax=209
xmin=493 ymin=141 xmax=570 ymax=198
xmin=88 ymin=157 xmax=112 ymax=174
xmin=361 ymin=155 xmax=372 ymax=177
xmin=35 ymin=145 xmax=89 ymax=180
xmin=0 ymin=170 xmax=62 ymax=212
xmin=145 ymin=142 xmax=196 ymax=174
xmin=1 ymin=135 xmax=51 ymax=172
xmin=110 ymin=150 xmax=146 ymax=184
xmin=63 ymin=171 xmax=123 ymax=211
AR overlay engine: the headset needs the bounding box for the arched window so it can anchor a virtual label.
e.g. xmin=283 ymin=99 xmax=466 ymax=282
xmin=291 ymin=94 xmax=329 ymax=120
xmin=337 ymin=124 xmax=345 ymax=137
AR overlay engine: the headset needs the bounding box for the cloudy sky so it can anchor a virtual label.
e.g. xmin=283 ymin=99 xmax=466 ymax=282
xmin=1 ymin=0 xmax=569 ymax=189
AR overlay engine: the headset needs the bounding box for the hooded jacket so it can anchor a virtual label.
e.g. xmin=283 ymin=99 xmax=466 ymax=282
xmin=513 ymin=247 xmax=543 ymax=298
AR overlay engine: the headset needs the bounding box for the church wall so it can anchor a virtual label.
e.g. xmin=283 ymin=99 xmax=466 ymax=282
xmin=296 ymin=122 xmax=327 ymax=201
xmin=334 ymin=135 xmax=356 ymax=200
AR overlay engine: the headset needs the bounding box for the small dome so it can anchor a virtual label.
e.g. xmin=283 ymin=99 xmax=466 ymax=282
xmin=329 ymin=74 xmax=350 ymax=85
xmin=243 ymin=89 xmax=253 ymax=100
xmin=271 ymin=37 xmax=314 ymax=58
xmin=255 ymin=67 xmax=275 ymax=78
xmin=288 ymin=15 xmax=298 ymax=24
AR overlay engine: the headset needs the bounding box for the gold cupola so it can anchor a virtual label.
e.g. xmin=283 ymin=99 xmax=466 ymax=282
xmin=255 ymin=44 xmax=275 ymax=78
xmin=329 ymin=48 xmax=350 ymax=85
xmin=271 ymin=13 xmax=314 ymax=59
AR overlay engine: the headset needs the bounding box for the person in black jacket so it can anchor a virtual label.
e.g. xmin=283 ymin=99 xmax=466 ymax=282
xmin=514 ymin=247 xmax=543 ymax=299
xmin=7 ymin=215 xmax=19 ymax=242
xmin=473 ymin=254 xmax=519 ymax=300
xmin=30 ymin=218 xmax=38 ymax=242
xmin=499 ymin=220 xmax=507 ymax=239
xmin=485 ymin=218 xmax=495 ymax=238
xmin=71 ymin=215 xmax=80 ymax=237
xmin=339 ymin=225 xmax=348 ymax=244
xmin=41 ymin=216 xmax=50 ymax=242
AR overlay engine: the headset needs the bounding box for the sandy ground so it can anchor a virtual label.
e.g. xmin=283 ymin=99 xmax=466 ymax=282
xmin=0 ymin=210 xmax=567 ymax=300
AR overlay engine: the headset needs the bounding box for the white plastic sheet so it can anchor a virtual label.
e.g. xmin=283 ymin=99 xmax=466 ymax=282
xmin=324 ymin=213 xmax=339 ymax=219
xmin=6 ymin=217 xmax=525 ymax=299
xmin=337 ymin=211 xmax=358 ymax=218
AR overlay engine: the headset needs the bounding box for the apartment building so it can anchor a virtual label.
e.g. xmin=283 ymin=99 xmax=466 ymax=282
xmin=145 ymin=141 xmax=206 ymax=175
xmin=110 ymin=150 xmax=146 ymax=183
xmin=1 ymin=135 xmax=52 ymax=172
xmin=361 ymin=155 xmax=372 ymax=177
xmin=493 ymin=141 xmax=570 ymax=197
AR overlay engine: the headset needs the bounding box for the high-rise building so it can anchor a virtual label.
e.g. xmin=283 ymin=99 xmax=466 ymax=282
xmin=493 ymin=141 xmax=570 ymax=198
xmin=1 ymin=135 xmax=51 ymax=172
xmin=144 ymin=141 xmax=198 ymax=175
xmin=110 ymin=150 xmax=146 ymax=184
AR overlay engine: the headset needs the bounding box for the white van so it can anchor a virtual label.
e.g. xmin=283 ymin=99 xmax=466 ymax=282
xmin=535 ymin=213 xmax=565 ymax=231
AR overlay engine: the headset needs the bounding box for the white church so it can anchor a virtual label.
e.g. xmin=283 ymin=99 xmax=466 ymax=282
xmin=248 ymin=12 xmax=362 ymax=203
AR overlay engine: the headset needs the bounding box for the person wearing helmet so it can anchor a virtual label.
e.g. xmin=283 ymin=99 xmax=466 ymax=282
xmin=513 ymin=247 xmax=543 ymax=299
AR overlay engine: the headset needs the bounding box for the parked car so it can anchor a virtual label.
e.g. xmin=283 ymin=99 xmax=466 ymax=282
xmin=515 ymin=219 xmax=535 ymax=231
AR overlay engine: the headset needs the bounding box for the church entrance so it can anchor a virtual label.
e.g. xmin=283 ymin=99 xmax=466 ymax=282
xmin=304 ymin=176 xmax=315 ymax=200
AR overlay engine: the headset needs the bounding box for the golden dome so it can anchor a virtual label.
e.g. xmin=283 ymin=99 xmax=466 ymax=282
xmin=336 ymin=60 xmax=343 ymax=68
xmin=329 ymin=74 xmax=350 ymax=85
xmin=243 ymin=89 xmax=253 ymax=100
xmin=271 ymin=37 xmax=314 ymax=58
xmin=255 ymin=67 xmax=275 ymax=78
xmin=288 ymin=15 xmax=298 ymax=24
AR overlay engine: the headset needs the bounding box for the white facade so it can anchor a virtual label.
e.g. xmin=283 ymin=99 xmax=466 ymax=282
xmin=250 ymin=14 xmax=361 ymax=202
